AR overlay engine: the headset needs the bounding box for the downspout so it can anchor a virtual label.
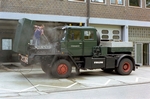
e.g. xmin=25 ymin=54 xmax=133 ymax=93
xmin=0 ymin=0 xmax=1 ymax=11
xmin=86 ymin=0 xmax=90 ymax=26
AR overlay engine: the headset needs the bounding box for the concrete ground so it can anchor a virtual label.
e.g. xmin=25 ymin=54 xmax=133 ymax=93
xmin=0 ymin=63 xmax=150 ymax=98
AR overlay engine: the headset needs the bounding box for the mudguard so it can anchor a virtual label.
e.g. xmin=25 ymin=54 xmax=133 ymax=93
xmin=116 ymin=54 xmax=135 ymax=70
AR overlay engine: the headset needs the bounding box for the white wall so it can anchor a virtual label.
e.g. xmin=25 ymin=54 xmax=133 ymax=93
xmin=90 ymin=24 xmax=121 ymax=40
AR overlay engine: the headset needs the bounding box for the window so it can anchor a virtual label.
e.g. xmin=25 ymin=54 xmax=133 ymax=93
xmin=101 ymin=30 xmax=109 ymax=40
xmin=68 ymin=0 xmax=85 ymax=2
xmin=102 ymin=30 xmax=109 ymax=34
xmin=2 ymin=39 xmax=12 ymax=50
xmin=91 ymin=0 xmax=105 ymax=3
xmin=68 ymin=30 xmax=81 ymax=40
xmin=102 ymin=35 xmax=109 ymax=39
xmin=129 ymin=0 xmax=141 ymax=7
xmin=113 ymin=35 xmax=119 ymax=39
xmin=112 ymin=30 xmax=120 ymax=40
xmin=113 ymin=30 xmax=119 ymax=34
xmin=111 ymin=0 xmax=124 ymax=5
xmin=146 ymin=0 xmax=150 ymax=8
xmin=84 ymin=31 xmax=94 ymax=40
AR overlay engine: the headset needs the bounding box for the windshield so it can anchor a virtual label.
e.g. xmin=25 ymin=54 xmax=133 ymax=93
xmin=61 ymin=29 xmax=66 ymax=41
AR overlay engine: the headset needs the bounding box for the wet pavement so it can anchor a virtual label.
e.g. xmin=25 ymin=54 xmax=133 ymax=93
xmin=0 ymin=63 xmax=150 ymax=98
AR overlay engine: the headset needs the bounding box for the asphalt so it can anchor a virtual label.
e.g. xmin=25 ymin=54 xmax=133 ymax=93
xmin=0 ymin=62 xmax=150 ymax=98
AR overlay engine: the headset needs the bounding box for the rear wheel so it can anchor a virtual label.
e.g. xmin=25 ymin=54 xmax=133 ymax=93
xmin=116 ymin=58 xmax=133 ymax=75
xmin=51 ymin=59 xmax=72 ymax=78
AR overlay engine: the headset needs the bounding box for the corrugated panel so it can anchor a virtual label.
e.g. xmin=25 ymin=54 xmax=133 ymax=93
xmin=13 ymin=18 xmax=34 ymax=55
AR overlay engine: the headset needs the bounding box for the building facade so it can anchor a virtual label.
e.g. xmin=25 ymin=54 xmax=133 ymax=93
xmin=0 ymin=0 xmax=150 ymax=65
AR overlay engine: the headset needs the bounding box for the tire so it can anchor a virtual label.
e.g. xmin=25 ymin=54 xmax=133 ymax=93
xmin=51 ymin=59 xmax=72 ymax=78
xmin=101 ymin=68 xmax=114 ymax=73
xmin=116 ymin=58 xmax=133 ymax=75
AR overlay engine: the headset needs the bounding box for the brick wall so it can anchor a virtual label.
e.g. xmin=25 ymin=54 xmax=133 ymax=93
xmin=0 ymin=0 xmax=87 ymax=17
xmin=90 ymin=4 xmax=150 ymax=21
xmin=0 ymin=0 xmax=150 ymax=21
xmin=91 ymin=0 xmax=150 ymax=21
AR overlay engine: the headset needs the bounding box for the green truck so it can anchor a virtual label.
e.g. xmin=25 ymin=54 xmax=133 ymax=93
xmin=13 ymin=18 xmax=137 ymax=78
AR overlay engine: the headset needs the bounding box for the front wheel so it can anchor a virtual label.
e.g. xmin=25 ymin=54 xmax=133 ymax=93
xmin=116 ymin=58 xmax=133 ymax=75
xmin=51 ymin=59 xmax=72 ymax=78
xmin=41 ymin=61 xmax=49 ymax=73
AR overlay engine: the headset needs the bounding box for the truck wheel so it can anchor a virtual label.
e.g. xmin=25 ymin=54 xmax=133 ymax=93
xmin=51 ymin=59 xmax=72 ymax=78
xmin=41 ymin=62 xmax=49 ymax=73
xmin=116 ymin=58 xmax=133 ymax=75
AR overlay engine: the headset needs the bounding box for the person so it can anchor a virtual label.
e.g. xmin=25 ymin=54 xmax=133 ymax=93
xmin=33 ymin=24 xmax=45 ymax=46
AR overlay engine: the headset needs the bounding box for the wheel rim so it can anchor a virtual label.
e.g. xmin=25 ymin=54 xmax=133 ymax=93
xmin=123 ymin=62 xmax=130 ymax=72
xmin=57 ymin=64 xmax=68 ymax=75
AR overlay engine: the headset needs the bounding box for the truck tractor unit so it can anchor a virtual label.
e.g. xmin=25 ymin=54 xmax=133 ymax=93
xmin=13 ymin=18 xmax=137 ymax=78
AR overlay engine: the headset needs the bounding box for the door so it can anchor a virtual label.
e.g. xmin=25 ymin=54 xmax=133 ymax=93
xmin=143 ymin=43 xmax=149 ymax=65
xmin=135 ymin=43 xmax=143 ymax=66
xmin=67 ymin=29 xmax=83 ymax=56
xmin=83 ymin=29 xmax=97 ymax=56
xmin=0 ymin=39 xmax=13 ymax=62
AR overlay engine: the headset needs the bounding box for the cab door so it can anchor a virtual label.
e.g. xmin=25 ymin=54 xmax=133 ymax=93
xmin=83 ymin=29 xmax=97 ymax=56
xmin=67 ymin=29 xmax=83 ymax=56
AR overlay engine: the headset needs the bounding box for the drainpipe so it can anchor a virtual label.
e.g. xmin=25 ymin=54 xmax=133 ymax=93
xmin=86 ymin=0 xmax=90 ymax=26
xmin=0 ymin=0 xmax=1 ymax=10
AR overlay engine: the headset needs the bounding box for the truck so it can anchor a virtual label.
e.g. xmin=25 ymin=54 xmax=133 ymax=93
xmin=13 ymin=18 xmax=137 ymax=78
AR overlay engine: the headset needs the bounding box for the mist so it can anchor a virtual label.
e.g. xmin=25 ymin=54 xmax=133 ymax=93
xmin=39 ymin=26 xmax=64 ymax=50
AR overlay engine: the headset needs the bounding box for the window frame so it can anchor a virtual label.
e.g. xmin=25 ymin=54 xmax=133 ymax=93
xmin=68 ymin=0 xmax=86 ymax=2
xmin=110 ymin=0 xmax=125 ymax=6
xmin=146 ymin=0 xmax=150 ymax=8
xmin=91 ymin=0 xmax=106 ymax=4
xmin=128 ymin=0 xmax=142 ymax=8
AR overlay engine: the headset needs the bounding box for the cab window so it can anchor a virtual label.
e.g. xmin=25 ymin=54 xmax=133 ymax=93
xmin=84 ymin=30 xmax=94 ymax=40
xmin=68 ymin=30 xmax=81 ymax=40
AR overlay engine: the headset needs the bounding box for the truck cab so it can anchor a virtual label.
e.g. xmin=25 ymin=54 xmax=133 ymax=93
xmin=61 ymin=26 xmax=100 ymax=56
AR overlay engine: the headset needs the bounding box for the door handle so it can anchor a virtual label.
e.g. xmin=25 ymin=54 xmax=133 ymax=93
xmin=79 ymin=43 xmax=82 ymax=44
